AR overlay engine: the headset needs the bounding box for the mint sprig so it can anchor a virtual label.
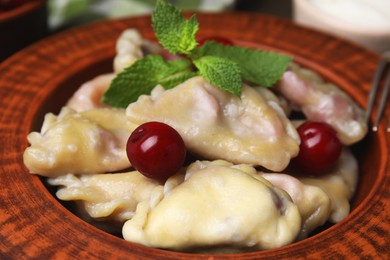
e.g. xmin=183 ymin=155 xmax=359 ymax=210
xmin=102 ymin=0 xmax=292 ymax=108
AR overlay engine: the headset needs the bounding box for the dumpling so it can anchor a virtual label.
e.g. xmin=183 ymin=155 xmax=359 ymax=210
xmin=113 ymin=29 xmax=144 ymax=73
xmin=253 ymin=87 xmax=292 ymax=117
xmin=122 ymin=160 xmax=301 ymax=251
xmin=298 ymin=148 xmax=358 ymax=222
xmin=67 ymin=73 xmax=115 ymax=112
xmin=261 ymin=173 xmax=331 ymax=239
xmin=67 ymin=29 xmax=146 ymax=112
xmin=261 ymin=147 xmax=358 ymax=237
xmin=276 ymin=63 xmax=367 ymax=145
xmin=24 ymin=107 xmax=133 ymax=177
xmin=47 ymin=171 xmax=165 ymax=222
xmin=126 ymin=76 xmax=299 ymax=171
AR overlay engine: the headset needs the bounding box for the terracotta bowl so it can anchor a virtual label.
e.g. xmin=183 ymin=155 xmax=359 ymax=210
xmin=0 ymin=13 xmax=389 ymax=259
xmin=0 ymin=0 xmax=47 ymax=61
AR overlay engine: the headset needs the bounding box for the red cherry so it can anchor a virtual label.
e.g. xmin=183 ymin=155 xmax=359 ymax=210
xmin=294 ymin=121 xmax=342 ymax=175
xmin=126 ymin=122 xmax=186 ymax=180
xmin=198 ymin=36 xmax=234 ymax=47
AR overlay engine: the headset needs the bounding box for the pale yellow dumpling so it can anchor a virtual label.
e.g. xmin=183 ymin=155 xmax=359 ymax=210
xmin=298 ymin=148 xmax=358 ymax=222
xmin=126 ymin=76 xmax=299 ymax=171
xmin=262 ymin=148 xmax=358 ymax=238
xmin=277 ymin=63 xmax=367 ymax=145
xmin=48 ymin=171 xmax=165 ymax=222
xmin=261 ymin=173 xmax=331 ymax=239
xmin=24 ymin=107 xmax=133 ymax=177
xmin=123 ymin=160 xmax=301 ymax=251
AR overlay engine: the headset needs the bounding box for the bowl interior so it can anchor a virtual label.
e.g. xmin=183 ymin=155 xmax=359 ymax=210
xmin=30 ymin=45 xmax=381 ymax=247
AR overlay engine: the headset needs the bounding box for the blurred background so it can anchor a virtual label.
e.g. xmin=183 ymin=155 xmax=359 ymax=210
xmin=1 ymin=0 xmax=389 ymax=62
xmin=0 ymin=0 xmax=293 ymax=61
xmin=46 ymin=0 xmax=292 ymax=30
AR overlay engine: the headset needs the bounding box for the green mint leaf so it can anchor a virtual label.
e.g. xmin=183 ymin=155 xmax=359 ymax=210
xmin=193 ymin=56 xmax=242 ymax=97
xmin=102 ymin=55 xmax=195 ymax=108
xmin=195 ymin=41 xmax=292 ymax=87
xmin=152 ymin=0 xmax=199 ymax=55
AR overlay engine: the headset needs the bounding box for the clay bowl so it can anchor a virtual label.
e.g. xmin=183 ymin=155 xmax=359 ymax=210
xmin=0 ymin=13 xmax=389 ymax=259
xmin=0 ymin=0 xmax=47 ymax=61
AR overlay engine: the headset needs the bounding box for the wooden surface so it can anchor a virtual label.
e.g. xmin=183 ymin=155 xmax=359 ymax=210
xmin=0 ymin=13 xmax=389 ymax=259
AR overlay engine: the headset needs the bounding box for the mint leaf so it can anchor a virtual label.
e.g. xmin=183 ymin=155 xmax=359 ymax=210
xmin=193 ymin=56 xmax=242 ymax=97
xmin=152 ymin=0 xmax=199 ymax=55
xmin=103 ymin=0 xmax=294 ymax=107
xmin=102 ymin=55 xmax=196 ymax=108
xmin=195 ymin=41 xmax=292 ymax=87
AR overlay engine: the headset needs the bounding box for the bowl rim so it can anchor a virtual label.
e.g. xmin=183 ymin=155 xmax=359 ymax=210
xmin=0 ymin=12 xmax=389 ymax=259
xmin=0 ymin=0 xmax=46 ymax=23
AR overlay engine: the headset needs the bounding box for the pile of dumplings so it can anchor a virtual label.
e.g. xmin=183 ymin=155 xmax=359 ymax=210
xmin=23 ymin=29 xmax=367 ymax=253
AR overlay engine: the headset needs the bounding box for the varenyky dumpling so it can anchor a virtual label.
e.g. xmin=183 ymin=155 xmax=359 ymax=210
xmin=113 ymin=29 xmax=144 ymax=74
xmin=66 ymin=30 xmax=145 ymax=112
xmin=298 ymin=148 xmax=358 ymax=222
xmin=24 ymin=107 xmax=134 ymax=177
xmin=123 ymin=160 xmax=301 ymax=251
xmin=262 ymin=148 xmax=358 ymax=238
xmin=261 ymin=173 xmax=331 ymax=239
xmin=47 ymin=172 xmax=166 ymax=222
xmin=67 ymin=73 xmax=115 ymax=112
xmin=277 ymin=63 xmax=367 ymax=145
xmin=126 ymin=76 xmax=300 ymax=171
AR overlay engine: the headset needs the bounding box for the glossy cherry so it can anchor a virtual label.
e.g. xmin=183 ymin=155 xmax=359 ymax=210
xmin=126 ymin=121 xmax=186 ymax=180
xmin=198 ymin=36 xmax=234 ymax=46
xmin=294 ymin=121 xmax=342 ymax=175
